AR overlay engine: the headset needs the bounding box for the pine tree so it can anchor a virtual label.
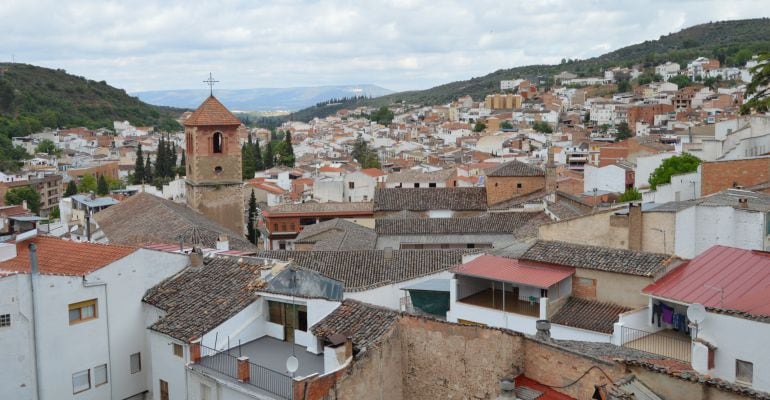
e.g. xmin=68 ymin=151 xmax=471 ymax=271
xmin=64 ymin=180 xmax=78 ymax=197
xmin=263 ymin=141 xmax=274 ymax=169
xmin=246 ymin=189 xmax=259 ymax=244
xmin=97 ymin=175 xmax=109 ymax=196
xmin=254 ymin=138 xmax=263 ymax=171
xmin=133 ymin=143 xmax=145 ymax=184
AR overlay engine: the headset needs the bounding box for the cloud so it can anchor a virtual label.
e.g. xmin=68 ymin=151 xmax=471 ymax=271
xmin=0 ymin=0 xmax=766 ymax=92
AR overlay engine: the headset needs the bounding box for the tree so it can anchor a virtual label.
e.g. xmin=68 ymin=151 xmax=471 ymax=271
xmin=668 ymin=75 xmax=691 ymax=88
xmin=263 ymin=141 xmax=274 ymax=169
xmin=64 ymin=180 xmax=78 ymax=197
xmin=253 ymin=138 xmax=263 ymax=171
xmin=246 ymin=189 xmax=260 ymax=244
xmin=741 ymin=52 xmax=770 ymax=115
xmin=5 ymin=186 xmax=41 ymax=214
xmin=278 ymin=131 xmax=295 ymax=167
xmin=242 ymin=135 xmax=256 ymax=179
xmin=97 ymin=175 xmax=109 ymax=196
xmin=144 ymin=156 xmax=153 ymax=182
xmin=618 ymin=188 xmax=642 ymax=202
xmin=369 ymin=106 xmax=394 ymax=125
xmin=133 ymin=143 xmax=145 ymax=184
xmin=351 ymin=133 xmax=380 ymax=168
xmin=77 ymin=174 xmax=97 ymax=194
xmin=35 ymin=139 xmax=61 ymax=156
xmin=532 ymin=121 xmax=553 ymax=133
xmin=473 ymin=121 xmax=487 ymax=132
xmin=178 ymin=150 xmax=186 ymax=176
xmin=617 ymin=79 xmax=631 ymax=93
xmin=500 ymin=120 xmax=514 ymax=130
xmin=615 ymin=122 xmax=632 ymax=141
xmin=649 ymin=153 xmax=701 ymax=189
xmin=49 ymin=205 xmax=60 ymax=219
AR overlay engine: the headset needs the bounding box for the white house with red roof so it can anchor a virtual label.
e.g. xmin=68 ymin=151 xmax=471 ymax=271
xmin=0 ymin=234 xmax=189 ymax=400
xmin=637 ymin=245 xmax=770 ymax=392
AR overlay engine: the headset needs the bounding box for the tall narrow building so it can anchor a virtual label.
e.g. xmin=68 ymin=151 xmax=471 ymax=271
xmin=184 ymin=95 xmax=244 ymax=234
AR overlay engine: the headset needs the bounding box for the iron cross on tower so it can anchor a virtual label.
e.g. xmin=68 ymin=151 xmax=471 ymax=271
xmin=203 ymin=73 xmax=219 ymax=96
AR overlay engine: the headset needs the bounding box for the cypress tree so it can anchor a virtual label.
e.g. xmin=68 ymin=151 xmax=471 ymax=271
xmin=242 ymin=136 xmax=255 ymax=180
xmin=281 ymin=130 xmax=295 ymax=167
xmin=179 ymin=150 xmax=186 ymax=176
xmin=263 ymin=141 xmax=274 ymax=169
xmin=246 ymin=189 xmax=259 ymax=244
xmin=134 ymin=143 xmax=145 ymax=184
xmin=97 ymin=175 xmax=109 ymax=196
xmin=64 ymin=180 xmax=78 ymax=197
xmin=155 ymin=136 xmax=166 ymax=178
xmin=144 ymin=156 xmax=153 ymax=182
xmin=254 ymin=138 xmax=263 ymax=171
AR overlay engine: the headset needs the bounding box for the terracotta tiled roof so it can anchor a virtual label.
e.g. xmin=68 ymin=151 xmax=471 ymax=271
xmin=360 ymin=168 xmax=386 ymax=177
xmin=265 ymin=202 xmax=373 ymax=216
xmin=375 ymin=212 xmax=548 ymax=235
xmin=183 ymin=96 xmax=241 ymax=127
xmin=294 ymin=219 xmax=376 ymax=250
xmin=521 ymin=240 xmax=671 ymax=277
xmin=250 ymin=249 xmax=470 ymax=291
xmin=311 ymin=299 xmax=398 ymax=351
xmin=0 ymin=236 xmax=136 ymax=276
xmin=374 ymin=187 xmax=487 ymax=211
xmin=486 ymin=160 xmax=544 ymax=177
xmin=143 ymin=256 xmax=267 ymax=341
xmin=550 ymin=297 xmax=631 ymax=334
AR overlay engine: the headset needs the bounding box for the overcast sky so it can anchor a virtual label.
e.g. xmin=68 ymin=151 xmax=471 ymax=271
xmin=2 ymin=1 xmax=768 ymax=93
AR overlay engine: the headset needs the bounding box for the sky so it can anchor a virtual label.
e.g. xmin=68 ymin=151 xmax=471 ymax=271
xmin=2 ymin=0 xmax=768 ymax=93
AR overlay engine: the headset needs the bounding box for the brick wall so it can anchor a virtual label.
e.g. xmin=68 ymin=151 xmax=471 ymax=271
xmin=486 ymin=175 xmax=545 ymax=205
xmin=701 ymin=157 xmax=770 ymax=196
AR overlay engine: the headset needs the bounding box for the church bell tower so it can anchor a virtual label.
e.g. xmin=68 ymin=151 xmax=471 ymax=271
xmin=184 ymin=91 xmax=244 ymax=234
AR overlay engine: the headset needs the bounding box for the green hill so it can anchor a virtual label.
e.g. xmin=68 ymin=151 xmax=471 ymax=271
xmin=290 ymin=18 xmax=770 ymax=121
xmin=0 ymin=63 xmax=184 ymax=170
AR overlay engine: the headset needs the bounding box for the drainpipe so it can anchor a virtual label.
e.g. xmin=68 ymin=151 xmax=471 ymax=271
xmin=28 ymin=243 xmax=43 ymax=400
xmin=83 ymin=278 xmax=113 ymax=400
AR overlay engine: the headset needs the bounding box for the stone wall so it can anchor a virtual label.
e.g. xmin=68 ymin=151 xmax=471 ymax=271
xmin=186 ymin=183 xmax=244 ymax=234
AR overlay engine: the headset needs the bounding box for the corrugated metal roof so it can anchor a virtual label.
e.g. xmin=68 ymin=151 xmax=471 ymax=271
xmin=643 ymin=246 xmax=770 ymax=316
xmin=452 ymin=254 xmax=574 ymax=288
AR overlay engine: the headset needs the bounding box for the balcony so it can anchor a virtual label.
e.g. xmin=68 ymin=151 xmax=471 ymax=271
xmin=620 ymin=326 xmax=691 ymax=363
xmin=192 ymin=336 xmax=324 ymax=399
xmin=458 ymin=288 xmax=540 ymax=318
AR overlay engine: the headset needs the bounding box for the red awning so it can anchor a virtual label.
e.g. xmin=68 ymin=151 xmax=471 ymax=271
xmin=453 ymin=254 xmax=574 ymax=288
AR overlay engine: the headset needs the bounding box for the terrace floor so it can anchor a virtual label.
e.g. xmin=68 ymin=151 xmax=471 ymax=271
xmin=458 ymin=288 xmax=540 ymax=318
xmin=234 ymin=336 xmax=325 ymax=378
xmin=623 ymin=329 xmax=692 ymax=363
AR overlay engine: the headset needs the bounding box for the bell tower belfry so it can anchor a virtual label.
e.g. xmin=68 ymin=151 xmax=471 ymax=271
xmin=184 ymin=80 xmax=244 ymax=234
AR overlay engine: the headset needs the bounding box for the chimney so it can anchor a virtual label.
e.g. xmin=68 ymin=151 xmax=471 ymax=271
xmin=628 ymin=203 xmax=643 ymax=251
xmin=545 ymin=146 xmax=557 ymax=194
xmin=190 ymin=247 xmax=204 ymax=269
xmin=22 ymin=199 xmax=28 ymax=210
xmin=738 ymin=197 xmax=748 ymax=209
xmin=383 ymin=247 xmax=394 ymax=260
xmin=498 ymin=377 xmax=516 ymax=400
xmin=85 ymin=213 xmax=92 ymax=242
xmin=216 ymin=235 xmax=229 ymax=251
xmin=535 ymin=320 xmax=551 ymax=341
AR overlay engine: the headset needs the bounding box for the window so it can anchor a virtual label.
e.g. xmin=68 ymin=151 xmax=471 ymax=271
xmin=173 ymin=343 xmax=183 ymax=358
xmin=348 ymin=182 xmax=355 ymax=189
xmin=268 ymin=301 xmax=284 ymax=324
xmin=736 ymin=360 xmax=753 ymax=384
xmin=578 ymin=277 xmax=595 ymax=286
xmin=213 ymin=166 xmax=223 ymax=175
xmin=414 ymin=183 xmax=420 ymax=188
xmin=130 ymin=352 xmax=141 ymax=374
xmin=160 ymin=379 xmax=169 ymax=400
xmin=429 ymin=182 xmax=437 ymax=188
xmin=0 ymin=313 xmax=10 ymax=327
xmin=290 ymin=223 xmax=296 ymax=231
xmin=363 ymin=195 xmax=368 ymax=201
xmin=72 ymin=369 xmax=90 ymax=394
xmin=94 ymin=364 xmax=108 ymax=386
xmin=212 ymin=132 xmax=223 ymax=153
xmin=69 ymin=299 xmax=97 ymax=324
xmin=273 ymin=223 xmax=278 ymax=231
xmin=516 ymin=183 xmax=522 ymax=189
xmin=297 ymin=308 xmax=308 ymax=332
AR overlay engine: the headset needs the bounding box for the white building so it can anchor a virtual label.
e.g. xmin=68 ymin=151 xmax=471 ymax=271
xmin=584 ymin=164 xmax=628 ymax=194
xmin=0 ymin=235 xmax=189 ymax=400
xmin=654 ymin=62 xmax=681 ymax=81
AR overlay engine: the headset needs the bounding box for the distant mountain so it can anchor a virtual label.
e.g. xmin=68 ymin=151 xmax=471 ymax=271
xmin=290 ymin=18 xmax=770 ymax=121
xmin=133 ymin=84 xmax=394 ymax=111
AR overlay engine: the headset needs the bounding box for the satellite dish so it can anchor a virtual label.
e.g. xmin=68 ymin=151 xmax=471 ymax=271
xmin=286 ymin=355 xmax=299 ymax=374
xmin=687 ymin=303 xmax=707 ymax=324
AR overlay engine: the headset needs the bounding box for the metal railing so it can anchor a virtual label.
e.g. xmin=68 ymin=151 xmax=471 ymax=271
xmin=197 ymin=344 xmax=294 ymax=399
xmin=620 ymin=326 xmax=691 ymax=363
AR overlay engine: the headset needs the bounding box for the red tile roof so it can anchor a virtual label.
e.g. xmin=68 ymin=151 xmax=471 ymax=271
xmin=514 ymin=376 xmax=575 ymax=400
xmin=643 ymin=246 xmax=770 ymax=316
xmin=453 ymin=254 xmax=574 ymax=288
xmin=183 ymin=96 xmax=241 ymax=127
xmin=0 ymin=236 xmax=136 ymax=276
xmin=361 ymin=168 xmax=386 ymax=177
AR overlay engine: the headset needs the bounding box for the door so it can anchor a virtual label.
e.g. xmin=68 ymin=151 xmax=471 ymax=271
xmin=159 ymin=380 xmax=169 ymax=400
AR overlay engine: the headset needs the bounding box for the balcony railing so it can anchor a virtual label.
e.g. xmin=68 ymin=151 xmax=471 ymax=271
xmin=620 ymin=326 xmax=691 ymax=363
xmin=198 ymin=344 xmax=294 ymax=399
xmin=458 ymin=289 xmax=540 ymax=318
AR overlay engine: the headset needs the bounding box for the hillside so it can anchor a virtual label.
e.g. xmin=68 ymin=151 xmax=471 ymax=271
xmin=0 ymin=63 xmax=184 ymax=170
xmin=134 ymin=84 xmax=393 ymax=111
xmin=290 ymin=18 xmax=770 ymax=121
